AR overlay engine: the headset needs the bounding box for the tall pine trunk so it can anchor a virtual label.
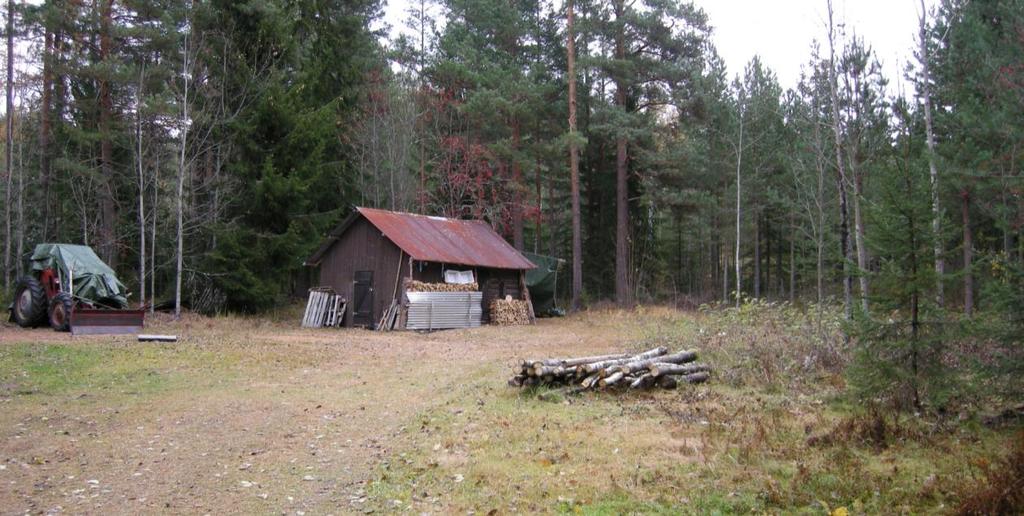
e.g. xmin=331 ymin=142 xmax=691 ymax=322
xmin=534 ymin=156 xmax=541 ymax=253
xmin=3 ymin=0 xmax=13 ymax=289
xmin=734 ymin=107 xmax=743 ymax=307
xmin=961 ymin=189 xmax=973 ymax=317
xmin=15 ymin=117 xmax=22 ymax=278
xmin=511 ymin=120 xmax=524 ymax=250
xmin=566 ymin=0 xmax=583 ymax=309
xmin=40 ymin=27 xmax=53 ymax=241
xmin=753 ymin=212 xmax=761 ymax=298
xmin=611 ymin=0 xmax=631 ymax=305
xmin=789 ymin=212 xmax=796 ymax=303
xmin=98 ymin=0 xmax=117 ymax=268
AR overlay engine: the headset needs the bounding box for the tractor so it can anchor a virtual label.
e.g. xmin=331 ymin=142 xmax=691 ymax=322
xmin=9 ymin=243 xmax=145 ymax=334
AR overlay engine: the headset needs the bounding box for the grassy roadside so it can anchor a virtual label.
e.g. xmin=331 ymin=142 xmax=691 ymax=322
xmin=364 ymin=304 xmax=1021 ymax=514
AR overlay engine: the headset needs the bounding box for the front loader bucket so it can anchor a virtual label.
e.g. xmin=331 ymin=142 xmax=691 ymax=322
xmin=70 ymin=308 xmax=145 ymax=335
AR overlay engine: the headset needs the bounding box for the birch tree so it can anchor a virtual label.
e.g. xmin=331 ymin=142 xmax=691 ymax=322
xmin=174 ymin=6 xmax=192 ymax=319
xmin=916 ymin=0 xmax=944 ymax=306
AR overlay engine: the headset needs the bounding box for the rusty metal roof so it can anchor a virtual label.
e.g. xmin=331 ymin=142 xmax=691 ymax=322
xmin=305 ymin=207 xmax=535 ymax=270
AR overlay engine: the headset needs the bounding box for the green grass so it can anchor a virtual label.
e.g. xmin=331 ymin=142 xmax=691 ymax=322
xmin=0 ymin=338 xmax=249 ymax=398
xmin=362 ymin=305 xmax=1022 ymax=514
xmin=0 ymin=344 xmax=172 ymax=396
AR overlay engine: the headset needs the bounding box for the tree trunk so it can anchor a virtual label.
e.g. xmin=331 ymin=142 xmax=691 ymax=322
xmin=136 ymin=67 xmax=146 ymax=309
xmin=511 ymin=119 xmax=524 ymax=250
xmin=150 ymin=150 xmax=158 ymax=313
xmin=15 ymin=119 xmax=22 ymax=278
xmin=98 ymin=0 xmax=117 ymax=268
xmin=814 ymin=88 xmax=826 ymax=306
xmin=851 ymin=164 xmax=870 ymax=312
xmin=175 ymin=22 xmax=190 ymax=319
xmin=613 ymin=0 xmax=631 ymax=306
xmin=775 ymin=221 xmax=783 ymax=296
xmin=40 ymin=27 xmax=53 ymax=241
xmin=614 ymin=112 xmax=630 ymax=305
xmin=962 ymin=189 xmax=973 ymax=317
xmin=648 ymin=362 xmax=710 ymax=378
xmin=417 ymin=0 xmax=427 ymax=214
xmin=827 ymin=0 xmax=853 ymax=321
xmin=753 ymin=211 xmax=761 ymax=299
xmin=789 ymin=212 xmax=796 ymax=302
xmin=722 ymin=242 xmax=729 ymax=303
xmin=765 ymin=214 xmax=772 ymax=297
xmin=908 ymin=172 xmax=921 ymax=409
xmin=534 ymin=156 xmax=541 ymax=253
xmin=918 ymin=0 xmax=945 ymax=307
xmin=735 ymin=107 xmax=743 ymax=307
xmin=3 ymin=0 xmax=13 ymax=289
xmin=567 ymin=0 xmax=582 ymax=311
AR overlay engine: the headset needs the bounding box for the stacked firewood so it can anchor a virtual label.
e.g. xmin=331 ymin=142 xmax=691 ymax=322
xmin=490 ymin=298 xmax=531 ymax=325
xmin=405 ymin=280 xmax=479 ymax=292
xmin=508 ymin=346 xmax=711 ymax=391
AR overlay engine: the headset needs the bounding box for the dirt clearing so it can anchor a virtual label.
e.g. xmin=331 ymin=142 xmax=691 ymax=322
xmin=1 ymin=307 xmax=1019 ymax=514
xmin=0 ymin=312 xmax=630 ymax=515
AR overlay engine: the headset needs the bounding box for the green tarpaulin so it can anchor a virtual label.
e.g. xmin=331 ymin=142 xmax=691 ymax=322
xmin=523 ymin=252 xmax=563 ymax=317
xmin=30 ymin=244 xmax=129 ymax=308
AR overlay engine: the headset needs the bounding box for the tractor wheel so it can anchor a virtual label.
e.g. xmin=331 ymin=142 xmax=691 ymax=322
xmin=48 ymin=293 xmax=74 ymax=332
xmin=12 ymin=276 xmax=47 ymax=327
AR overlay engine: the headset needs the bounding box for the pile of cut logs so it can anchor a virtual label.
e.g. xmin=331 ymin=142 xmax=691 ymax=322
xmin=508 ymin=346 xmax=710 ymax=391
xmin=405 ymin=280 xmax=479 ymax=293
xmin=490 ymin=298 xmax=531 ymax=325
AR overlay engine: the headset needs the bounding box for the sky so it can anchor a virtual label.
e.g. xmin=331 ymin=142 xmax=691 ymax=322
xmin=380 ymin=0 xmax=941 ymax=95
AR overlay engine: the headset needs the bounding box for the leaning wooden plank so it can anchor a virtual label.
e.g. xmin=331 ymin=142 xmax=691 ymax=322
xmin=325 ymin=294 xmax=337 ymax=325
xmin=310 ymin=291 xmax=323 ymax=327
xmin=313 ymin=292 xmax=326 ymax=328
xmin=320 ymin=292 xmax=332 ymax=327
xmin=302 ymin=291 xmax=315 ymax=327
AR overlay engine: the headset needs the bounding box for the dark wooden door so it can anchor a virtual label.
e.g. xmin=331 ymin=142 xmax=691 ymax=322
xmin=353 ymin=271 xmax=374 ymax=327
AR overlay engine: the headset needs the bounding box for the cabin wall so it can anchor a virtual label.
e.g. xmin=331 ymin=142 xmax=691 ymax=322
xmin=317 ymin=217 xmax=409 ymax=327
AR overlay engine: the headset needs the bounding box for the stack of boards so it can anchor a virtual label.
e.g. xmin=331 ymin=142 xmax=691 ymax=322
xmin=302 ymin=288 xmax=346 ymax=328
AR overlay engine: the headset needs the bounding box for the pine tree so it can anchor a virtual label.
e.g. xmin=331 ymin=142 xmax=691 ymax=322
xmin=848 ymin=99 xmax=950 ymax=410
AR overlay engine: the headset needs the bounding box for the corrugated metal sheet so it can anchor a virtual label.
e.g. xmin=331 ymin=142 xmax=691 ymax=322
xmin=405 ymin=292 xmax=483 ymax=330
xmin=357 ymin=208 xmax=535 ymax=270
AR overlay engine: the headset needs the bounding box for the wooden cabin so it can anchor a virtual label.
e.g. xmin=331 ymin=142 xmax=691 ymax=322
xmin=303 ymin=207 xmax=535 ymax=328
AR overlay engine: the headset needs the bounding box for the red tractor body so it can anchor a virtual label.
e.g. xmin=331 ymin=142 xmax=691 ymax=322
xmin=10 ymin=244 xmax=145 ymax=335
